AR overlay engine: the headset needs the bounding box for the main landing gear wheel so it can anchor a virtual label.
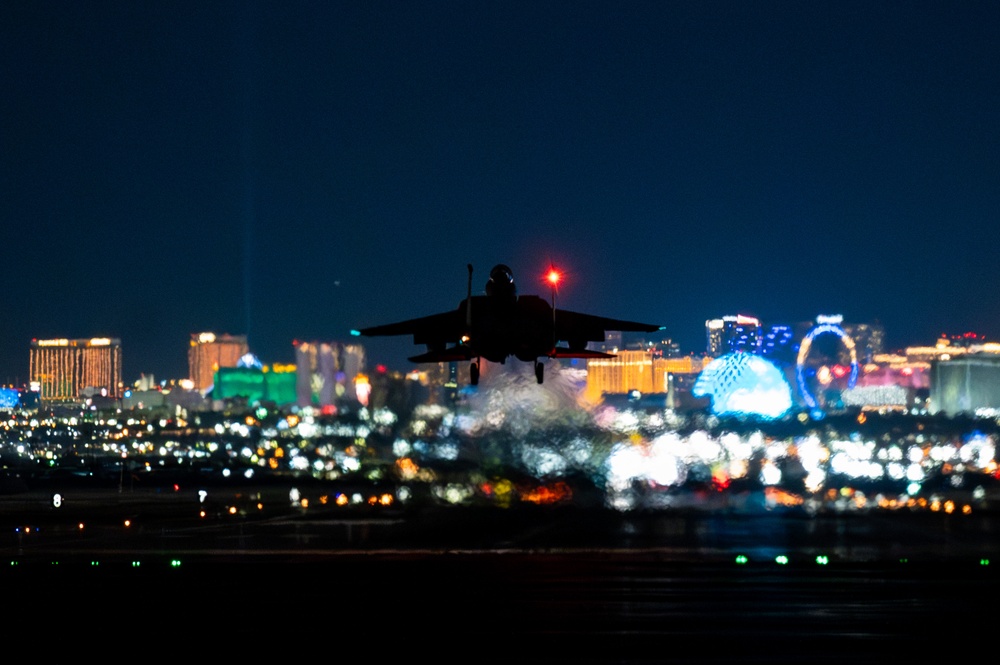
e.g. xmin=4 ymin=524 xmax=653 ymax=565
xmin=470 ymin=361 xmax=480 ymax=386
xmin=535 ymin=361 xmax=544 ymax=384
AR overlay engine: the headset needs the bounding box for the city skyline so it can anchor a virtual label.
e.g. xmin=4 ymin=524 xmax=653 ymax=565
xmin=14 ymin=309 xmax=967 ymax=390
xmin=4 ymin=2 xmax=999 ymax=383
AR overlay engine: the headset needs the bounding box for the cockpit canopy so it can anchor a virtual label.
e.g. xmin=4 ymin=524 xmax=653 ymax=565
xmin=485 ymin=264 xmax=517 ymax=300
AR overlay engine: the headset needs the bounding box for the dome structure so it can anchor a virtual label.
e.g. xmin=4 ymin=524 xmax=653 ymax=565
xmin=692 ymin=353 xmax=793 ymax=419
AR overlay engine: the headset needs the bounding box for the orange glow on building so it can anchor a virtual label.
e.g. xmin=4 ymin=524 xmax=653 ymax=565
xmin=188 ymin=332 xmax=248 ymax=393
xmin=585 ymin=350 xmax=706 ymax=404
xmin=29 ymin=337 xmax=123 ymax=401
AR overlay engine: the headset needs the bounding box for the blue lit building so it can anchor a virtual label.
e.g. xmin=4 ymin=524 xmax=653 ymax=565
xmin=760 ymin=323 xmax=798 ymax=367
xmin=705 ymin=315 xmax=761 ymax=356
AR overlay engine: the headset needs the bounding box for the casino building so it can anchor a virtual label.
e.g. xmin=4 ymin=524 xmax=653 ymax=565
xmin=29 ymin=337 xmax=123 ymax=401
xmin=188 ymin=332 xmax=248 ymax=393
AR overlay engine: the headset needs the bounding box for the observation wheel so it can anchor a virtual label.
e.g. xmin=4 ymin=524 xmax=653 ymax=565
xmin=795 ymin=323 xmax=859 ymax=410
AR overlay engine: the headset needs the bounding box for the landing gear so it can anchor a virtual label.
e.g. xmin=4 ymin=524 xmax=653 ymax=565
xmin=470 ymin=361 xmax=480 ymax=386
xmin=534 ymin=360 xmax=544 ymax=384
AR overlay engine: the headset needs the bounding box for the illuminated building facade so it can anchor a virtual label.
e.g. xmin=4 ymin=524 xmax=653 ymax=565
xmin=188 ymin=332 xmax=248 ymax=393
xmin=292 ymin=340 xmax=366 ymax=406
xmin=760 ymin=324 xmax=797 ymax=366
xmin=843 ymin=322 xmax=885 ymax=364
xmin=213 ymin=365 xmax=297 ymax=406
xmin=29 ymin=338 xmax=123 ymax=401
xmin=706 ymin=315 xmax=761 ymax=356
xmin=585 ymin=350 xmax=705 ymax=404
xmin=930 ymin=354 xmax=1000 ymax=417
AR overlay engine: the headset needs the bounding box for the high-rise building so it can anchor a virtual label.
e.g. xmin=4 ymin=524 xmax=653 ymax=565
xmin=705 ymin=315 xmax=761 ymax=356
xmin=930 ymin=354 xmax=1000 ymax=416
xmin=760 ymin=323 xmax=797 ymax=366
xmin=843 ymin=322 xmax=885 ymax=364
xmin=188 ymin=332 xmax=248 ymax=393
xmin=29 ymin=337 xmax=123 ymax=401
xmin=292 ymin=340 xmax=366 ymax=406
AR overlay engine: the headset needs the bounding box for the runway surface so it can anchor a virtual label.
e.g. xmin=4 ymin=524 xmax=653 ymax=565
xmin=3 ymin=488 xmax=997 ymax=662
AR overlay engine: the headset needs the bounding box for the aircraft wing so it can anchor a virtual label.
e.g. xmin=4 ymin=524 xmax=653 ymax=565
xmin=553 ymin=308 xmax=662 ymax=343
xmin=408 ymin=347 xmax=476 ymax=362
xmin=549 ymin=347 xmax=617 ymax=359
xmin=356 ymin=309 xmax=465 ymax=347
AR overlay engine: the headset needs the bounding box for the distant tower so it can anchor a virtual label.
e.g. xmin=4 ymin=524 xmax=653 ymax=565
xmin=188 ymin=332 xmax=248 ymax=393
xmin=29 ymin=337 xmax=123 ymax=401
xmin=843 ymin=321 xmax=886 ymax=364
xmin=706 ymin=315 xmax=761 ymax=356
xmin=293 ymin=340 xmax=366 ymax=406
xmin=760 ymin=323 xmax=797 ymax=366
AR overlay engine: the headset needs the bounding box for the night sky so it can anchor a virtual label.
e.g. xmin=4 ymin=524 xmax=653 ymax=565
xmin=3 ymin=1 xmax=999 ymax=384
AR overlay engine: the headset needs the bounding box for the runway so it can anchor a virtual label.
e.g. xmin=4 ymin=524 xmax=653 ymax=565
xmin=3 ymin=489 xmax=996 ymax=662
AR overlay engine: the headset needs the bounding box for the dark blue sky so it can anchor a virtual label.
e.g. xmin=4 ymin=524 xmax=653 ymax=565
xmin=3 ymin=1 xmax=999 ymax=383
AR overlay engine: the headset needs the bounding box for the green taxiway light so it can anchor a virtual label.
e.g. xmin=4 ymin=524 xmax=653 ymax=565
xmin=815 ymin=555 xmax=829 ymax=565
xmin=775 ymin=555 xmax=789 ymax=565
xmin=735 ymin=555 xmax=748 ymax=565
xmin=981 ymin=559 xmax=991 ymax=566
xmin=171 ymin=559 xmax=182 ymax=567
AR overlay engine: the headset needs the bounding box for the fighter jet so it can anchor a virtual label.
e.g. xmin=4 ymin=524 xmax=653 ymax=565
xmin=353 ymin=264 xmax=662 ymax=385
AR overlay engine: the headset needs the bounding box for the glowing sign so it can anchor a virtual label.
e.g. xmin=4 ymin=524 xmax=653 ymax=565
xmin=36 ymin=339 xmax=69 ymax=347
xmin=720 ymin=315 xmax=760 ymax=326
xmin=816 ymin=314 xmax=844 ymax=325
xmin=197 ymin=332 xmax=217 ymax=344
xmin=89 ymin=338 xmax=111 ymax=346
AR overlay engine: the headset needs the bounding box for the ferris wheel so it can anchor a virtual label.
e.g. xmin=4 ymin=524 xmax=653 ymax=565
xmin=795 ymin=319 xmax=859 ymax=410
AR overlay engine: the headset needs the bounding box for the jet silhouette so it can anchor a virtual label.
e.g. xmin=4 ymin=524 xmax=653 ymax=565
xmin=354 ymin=264 xmax=662 ymax=385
